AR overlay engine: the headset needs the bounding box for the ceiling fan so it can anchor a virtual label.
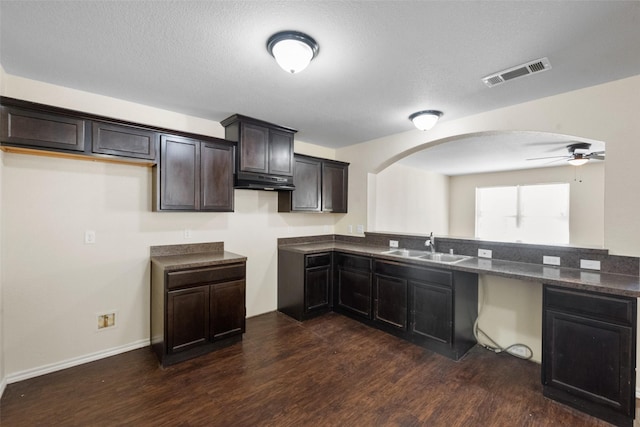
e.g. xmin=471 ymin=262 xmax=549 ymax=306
xmin=527 ymin=142 xmax=605 ymax=166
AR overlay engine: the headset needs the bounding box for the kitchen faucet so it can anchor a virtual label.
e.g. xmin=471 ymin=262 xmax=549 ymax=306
xmin=426 ymin=232 xmax=435 ymax=253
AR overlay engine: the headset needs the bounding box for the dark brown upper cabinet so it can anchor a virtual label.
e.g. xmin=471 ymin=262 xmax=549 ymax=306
xmin=154 ymin=135 xmax=234 ymax=212
xmin=278 ymin=154 xmax=349 ymax=213
xmin=0 ymin=104 xmax=87 ymax=152
xmin=221 ymin=114 xmax=296 ymax=188
xmin=92 ymin=121 xmax=158 ymax=160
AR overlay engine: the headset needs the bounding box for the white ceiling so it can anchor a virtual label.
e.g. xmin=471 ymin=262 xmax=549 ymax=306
xmin=1 ymin=1 xmax=639 ymax=172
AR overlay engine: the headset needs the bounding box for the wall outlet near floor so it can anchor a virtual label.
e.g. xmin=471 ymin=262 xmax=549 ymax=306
xmin=389 ymin=240 xmax=399 ymax=248
xmin=580 ymin=259 xmax=601 ymax=271
xmin=84 ymin=230 xmax=96 ymax=244
xmin=543 ymin=256 xmax=561 ymax=266
xmin=478 ymin=249 xmax=492 ymax=258
xmin=97 ymin=312 xmax=116 ymax=330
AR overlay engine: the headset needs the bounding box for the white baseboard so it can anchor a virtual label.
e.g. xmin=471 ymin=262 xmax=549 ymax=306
xmin=0 ymin=375 xmax=7 ymax=399
xmin=6 ymin=339 xmax=150 ymax=385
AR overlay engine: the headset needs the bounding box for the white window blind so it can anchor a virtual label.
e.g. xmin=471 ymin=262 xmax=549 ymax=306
xmin=475 ymin=183 xmax=569 ymax=244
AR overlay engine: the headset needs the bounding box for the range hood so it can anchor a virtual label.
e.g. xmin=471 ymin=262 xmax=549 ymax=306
xmin=235 ymin=171 xmax=295 ymax=191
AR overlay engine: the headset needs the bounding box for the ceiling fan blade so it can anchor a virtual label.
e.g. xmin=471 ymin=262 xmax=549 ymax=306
xmin=591 ymin=150 xmax=605 ymax=155
xmin=590 ymin=154 xmax=605 ymax=160
xmin=526 ymin=155 xmax=569 ymax=161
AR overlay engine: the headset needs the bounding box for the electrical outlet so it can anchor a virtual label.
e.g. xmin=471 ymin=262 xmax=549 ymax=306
xmin=184 ymin=229 xmax=192 ymax=239
xmin=389 ymin=240 xmax=399 ymax=248
xmin=478 ymin=249 xmax=492 ymax=258
xmin=580 ymin=259 xmax=601 ymax=270
xmin=356 ymin=224 xmax=364 ymax=234
xmin=97 ymin=312 xmax=116 ymax=330
xmin=85 ymin=230 xmax=96 ymax=244
xmin=543 ymin=256 xmax=561 ymax=266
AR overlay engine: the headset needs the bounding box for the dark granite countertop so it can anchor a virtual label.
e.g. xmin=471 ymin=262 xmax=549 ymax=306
xmin=150 ymin=242 xmax=246 ymax=272
xmin=279 ymin=241 xmax=640 ymax=297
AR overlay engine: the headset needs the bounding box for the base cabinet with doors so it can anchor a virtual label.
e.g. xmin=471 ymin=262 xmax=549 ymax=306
xmin=277 ymin=250 xmax=332 ymax=321
xmin=151 ymin=260 xmax=246 ymax=367
xmin=542 ymin=285 xmax=636 ymax=427
xmin=153 ymin=134 xmax=234 ymax=212
xmin=278 ymin=154 xmax=349 ymax=213
xmin=333 ymin=252 xmax=373 ymax=320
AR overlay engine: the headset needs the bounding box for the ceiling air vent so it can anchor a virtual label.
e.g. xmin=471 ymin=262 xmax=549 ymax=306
xmin=482 ymin=57 xmax=551 ymax=88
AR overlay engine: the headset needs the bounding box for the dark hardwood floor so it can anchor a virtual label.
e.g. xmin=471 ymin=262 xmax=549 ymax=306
xmin=0 ymin=311 xmax=629 ymax=426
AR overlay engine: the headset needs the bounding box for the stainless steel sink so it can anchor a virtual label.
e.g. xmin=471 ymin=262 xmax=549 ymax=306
xmin=381 ymin=249 xmax=429 ymax=257
xmin=381 ymin=249 xmax=469 ymax=264
xmin=417 ymin=253 xmax=470 ymax=264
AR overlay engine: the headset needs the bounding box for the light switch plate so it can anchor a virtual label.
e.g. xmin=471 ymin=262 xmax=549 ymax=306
xmin=85 ymin=230 xmax=96 ymax=244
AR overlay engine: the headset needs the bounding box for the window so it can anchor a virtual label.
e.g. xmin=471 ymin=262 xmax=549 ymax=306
xmin=475 ymin=183 xmax=569 ymax=244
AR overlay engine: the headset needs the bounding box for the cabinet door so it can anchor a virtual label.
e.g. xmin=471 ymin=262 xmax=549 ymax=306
xmin=200 ymin=140 xmax=234 ymax=212
xmin=337 ymin=267 xmax=372 ymax=318
xmin=239 ymin=122 xmax=269 ymax=174
xmin=410 ymin=281 xmax=452 ymax=344
xmin=269 ymin=128 xmax=294 ymax=176
xmin=167 ymin=286 xmax=210 ymax=353
xmin=92 ymin=121 xmax=157 ymax=160
xmin=322 ymin=161 xmax=348 ymax=213
xmin=292 ymin=156 xmax=322 ymax=211
xmin=210 ymin=280 xmax=246 ymax=341
xmin=543 ymin=310 xmax=634 ymax=417
xmin=159 ymin=135 xmax=199 ymax=210
xmin=305 ymin=264 xmax=331 ymax=313
xmin=374 ymin=274 xmax=408 ymax=331
xmin=1 ymin=106 xmax=86 ymax=152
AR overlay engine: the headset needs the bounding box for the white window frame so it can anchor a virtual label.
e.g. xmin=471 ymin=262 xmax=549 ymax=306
xmin=475 ymin=183 xmax=570 ymax=244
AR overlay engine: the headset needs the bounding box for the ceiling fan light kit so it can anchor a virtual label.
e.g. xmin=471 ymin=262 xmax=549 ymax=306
xmin=409 ymin=110 xmax=443 ymax=131
xmin=267 ymin=31 xmax=319 ymax=74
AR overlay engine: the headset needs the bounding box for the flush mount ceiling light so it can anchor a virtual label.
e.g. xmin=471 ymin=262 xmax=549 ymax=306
xmin=567 ymin=154 xmax=589 ymax=166
xmin=409 ymin=110 xmax=443 ymax=131
xmin=267 ymin=31 xmax=319 ymax=74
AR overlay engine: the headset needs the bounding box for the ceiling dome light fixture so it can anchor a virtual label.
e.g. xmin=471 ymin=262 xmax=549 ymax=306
xmin=409 ymin=110 xmax=443 ymax=131
xmin=267 ymin=31 xmax=319 ymax=74
xmin=567 ymin=154 xmax=589 ymax=166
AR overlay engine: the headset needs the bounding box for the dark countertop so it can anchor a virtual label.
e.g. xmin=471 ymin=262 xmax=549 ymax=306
xmin=279 ymin=241 xmax=640 ymax=297
xmin=150 ymin=242 xmax=246 ymax=272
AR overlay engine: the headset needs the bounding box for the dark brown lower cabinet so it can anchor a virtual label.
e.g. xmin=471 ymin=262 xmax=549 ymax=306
xmin=152 ymin=262 xmax=246 ymax=367
xmin=277 ymin=250 xmax=332 ymax=321
xmin=334 ymin=253 xmax=373 ymax=319
xmin=542 ymin=285 xmax=636 ymax=427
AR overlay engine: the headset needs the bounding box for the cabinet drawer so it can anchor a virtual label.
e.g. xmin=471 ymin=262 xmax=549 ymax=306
xmin=167 ymin=263 xmax=246 ymax=290
xmin=544 ymin=286 xmax=635 ymax=325
xmin=374 ymin=260 xmax=409 ymax=278
xmin=305 ymin=253 xmax=331 ymax=268
xmin=335 ymin=253 xmax=372 ymax=271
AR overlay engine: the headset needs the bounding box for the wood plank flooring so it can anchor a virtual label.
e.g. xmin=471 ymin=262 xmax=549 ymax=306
xmin=0 ymin=311 xmax=630 ymax=426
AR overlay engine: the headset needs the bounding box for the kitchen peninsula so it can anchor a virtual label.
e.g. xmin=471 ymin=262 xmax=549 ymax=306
xmin=278 ymin=232 xmax=640 ymax=427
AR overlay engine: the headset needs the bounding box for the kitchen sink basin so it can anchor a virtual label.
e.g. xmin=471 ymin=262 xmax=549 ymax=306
xmin=417 ymin=253 xmax=470 ymax=264
xmin=381 ymin=249 xmax=429 ymax=257
xmin=381 ymin=249 xmax=470 ymax=264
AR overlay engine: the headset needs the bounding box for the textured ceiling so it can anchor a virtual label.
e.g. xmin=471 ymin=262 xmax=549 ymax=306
xmin=1 ymin=1 xmax=639 ymax=159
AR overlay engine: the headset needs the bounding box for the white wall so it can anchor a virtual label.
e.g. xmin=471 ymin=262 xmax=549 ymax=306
xmin=449 ymin=162 xmax=605 ymax=247
xmin=0 ymin=71 xmax=339 ymax=381
xmin=337 ymin=74 xmax=640 ymax=257
xmin=374 ymin=163 xmax=449 ymax=234
xmin=0 ymin=65 xmax=6 ymax=395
